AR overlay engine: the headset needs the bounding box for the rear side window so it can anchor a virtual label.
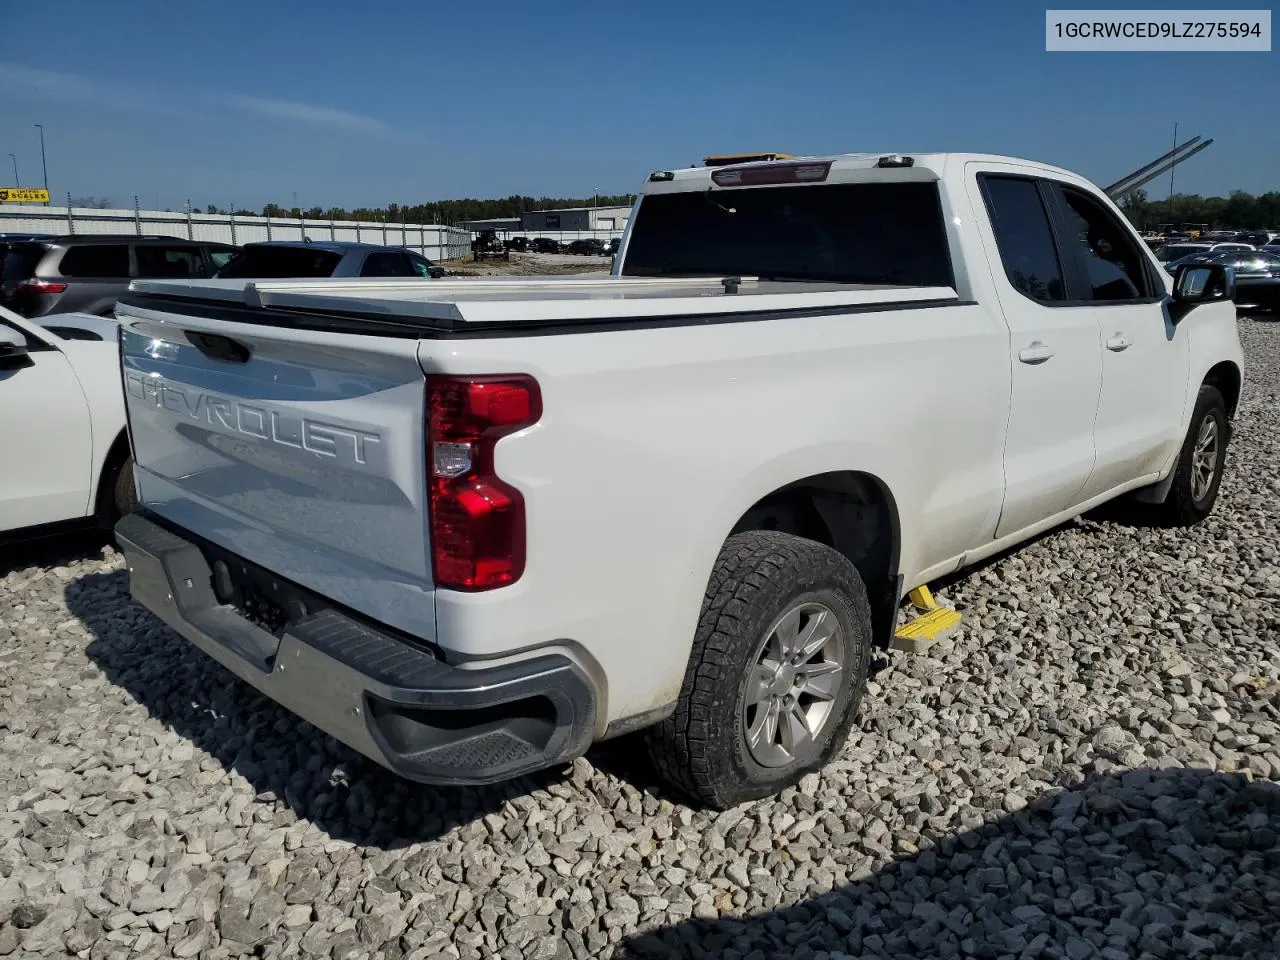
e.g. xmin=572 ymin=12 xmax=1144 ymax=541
xmin=622 ymin=182 xmax=954 ymax=287
xmin=408 ymin=253 xmax=436 ymax=277
xmin=359 ymin=251 xmax=414 ymax=277
xmin=216 ymin=246 xmax=342 ymax=279
xmin=979 ymin=176 xmax=1066 ymax=303
xmin=1157 ymin=244 xmax=1208 ymax=262
xmin=1 ymin=244 xmax=46 ymax=284
xmin=136 ymin=244 xmax=206 ymax=279
xmin=208 ymin=248 xmax=237 ymax=269
xmin=1055 ymin=186 xmax=1152 ymax=301
xmin=58 ymin=244 xmax=130 ymax=279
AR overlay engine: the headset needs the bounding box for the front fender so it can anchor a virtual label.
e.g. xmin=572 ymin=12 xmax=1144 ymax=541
xmin=1139 ymin=301 xmax=1244 ymax=502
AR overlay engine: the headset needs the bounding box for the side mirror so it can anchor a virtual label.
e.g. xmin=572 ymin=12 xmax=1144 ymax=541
xmin=0 ymin=327 xmax=29 ymax=366
xmin=1171 ymin=263 xmax=1235 ymax=321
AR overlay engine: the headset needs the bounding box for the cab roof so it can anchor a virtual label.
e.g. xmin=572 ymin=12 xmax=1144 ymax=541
xmin=642 ymin=152 xmax=1087 ymax=194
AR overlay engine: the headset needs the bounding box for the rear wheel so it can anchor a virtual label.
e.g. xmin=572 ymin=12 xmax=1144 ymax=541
xmin=646 ymin=531 xmax=871 ymax=809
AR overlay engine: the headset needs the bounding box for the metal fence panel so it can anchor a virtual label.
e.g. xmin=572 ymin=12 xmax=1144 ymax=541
xmin=0 ymin=204 xmax=471 ymax=262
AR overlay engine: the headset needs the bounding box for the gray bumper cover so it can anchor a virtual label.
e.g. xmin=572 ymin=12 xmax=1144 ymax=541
xmin=114 ymin=512 xmax=596 ymax=786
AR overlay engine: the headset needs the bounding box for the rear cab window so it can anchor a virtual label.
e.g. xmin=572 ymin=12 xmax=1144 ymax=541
xmin=58 ymin=244 xmax=130 ymax=278
xmin=216 ymin=246 xmax=342 ymax=279
xmin=621 ymin=181 xmax=954 ymax=287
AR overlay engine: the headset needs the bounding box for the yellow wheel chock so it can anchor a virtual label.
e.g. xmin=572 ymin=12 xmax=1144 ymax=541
xmin=891 ymin=584 xmax=962 ymax=653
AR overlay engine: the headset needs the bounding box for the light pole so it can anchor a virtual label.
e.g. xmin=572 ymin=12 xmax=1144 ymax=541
xmin=1168 ymin=121 xmax=1178 ymax=201
xmin=34 ymin=124 xmax=48 ymax=204
xmin=7 ymin=154 xmax=18 ymax=187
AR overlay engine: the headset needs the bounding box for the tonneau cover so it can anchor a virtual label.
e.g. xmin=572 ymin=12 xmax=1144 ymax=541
xmin=126 ymin=275 xmax=960 ymax=327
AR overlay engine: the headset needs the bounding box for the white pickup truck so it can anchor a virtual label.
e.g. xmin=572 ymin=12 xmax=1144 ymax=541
xmin=113 ymin=153 xmax=1243 ymax=808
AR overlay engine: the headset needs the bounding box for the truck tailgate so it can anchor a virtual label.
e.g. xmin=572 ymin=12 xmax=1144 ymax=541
xmin=118 ymin=305 xmax=436 ymax=641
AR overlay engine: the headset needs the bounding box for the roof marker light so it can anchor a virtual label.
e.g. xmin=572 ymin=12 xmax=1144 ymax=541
xmin=877 ymin=155 xmax=915 ymax=168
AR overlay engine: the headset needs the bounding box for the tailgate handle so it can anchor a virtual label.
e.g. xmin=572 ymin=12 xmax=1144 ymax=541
xmin=186 ymin=331 xmax=252 ymax=363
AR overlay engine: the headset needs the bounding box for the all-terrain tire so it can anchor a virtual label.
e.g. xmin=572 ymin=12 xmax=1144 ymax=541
xmin=646 ymin=531 xmax=872 ymax=809
xmin=97 ymin=453 xmax=139 ymax=527
xmin=1152 ymin=385 xmax=1229 ymax=527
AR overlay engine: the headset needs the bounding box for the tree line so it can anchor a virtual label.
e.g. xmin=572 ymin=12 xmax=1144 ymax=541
xmin=198 ymin=194 xmax=639 ymax=225
xmin=78 ymin=188 xmax=1280 ymax=231
xmin=1119 ymin=189 xmax=1280 ymax=231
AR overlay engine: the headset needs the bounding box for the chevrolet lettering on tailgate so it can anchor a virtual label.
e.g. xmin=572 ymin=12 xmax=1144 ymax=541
xmin=124 ymin=370 xmax=381 ymax=465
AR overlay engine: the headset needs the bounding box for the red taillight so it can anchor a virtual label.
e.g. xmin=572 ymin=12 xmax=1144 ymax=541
xmin=710 ymin=160 xmax=831 ymax=187
xmin=427 ymin=375 xmax=541 ymax=591
xmin=18 ymin=279 xmax=68 ymax=295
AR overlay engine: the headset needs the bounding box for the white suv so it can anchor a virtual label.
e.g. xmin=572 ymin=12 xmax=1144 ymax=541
xmin=0 ymin=307 xmax=136 ymax=541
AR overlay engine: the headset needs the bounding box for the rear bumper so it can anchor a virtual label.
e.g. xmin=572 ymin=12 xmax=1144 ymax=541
xmin=114 ymin=512 xmax=597 ymax=786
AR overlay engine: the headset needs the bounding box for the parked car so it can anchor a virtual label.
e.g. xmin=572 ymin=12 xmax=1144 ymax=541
xmin=1209 ymin=250 xmax=1280 ymax=313
xmin=1157 ymin=241 xmax=1255 ymax=272
xmin=1232 ymin=231 xmax=1278 ymax=246
xmin=113 ymin=151 xmax=1242 ymax=808
xmin=0 ymin=235 xmax=238 ymax=318
xmin=215 ymin=241 xmax=445 ymax=280
xmin=608 ymin=237 xmax=621 ymax=256
xmin=1154 ymin=242 xmax=1211 ymax=265
xmin=567 ymin=238 xmax=608 ymax=256
xmin=529 ymin=237 xmax=564 ymax=254
xmin=0 ymin=306 xmax=136 ymax=542
xmin=504 ymin=237 xmax=530 ymax=253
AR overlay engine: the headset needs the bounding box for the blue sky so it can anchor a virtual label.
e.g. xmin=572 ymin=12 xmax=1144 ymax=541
xmin=0 ymin=1 xmax=1275 ymax=211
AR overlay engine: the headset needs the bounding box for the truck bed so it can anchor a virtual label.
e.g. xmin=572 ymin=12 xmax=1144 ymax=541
xmin=123 ymin=276 xmax=962 ymax=334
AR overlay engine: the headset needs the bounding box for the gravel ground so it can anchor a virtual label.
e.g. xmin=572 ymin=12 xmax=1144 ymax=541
xmin=2 ymin=317 xmax=1278 ymax=959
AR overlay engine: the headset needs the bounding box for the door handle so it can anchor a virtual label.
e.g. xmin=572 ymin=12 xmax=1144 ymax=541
xmin=1018 ymin=341 xmax=1055 ymax=364
xmin=1106 ymin=334 xmax=1131 ymax=352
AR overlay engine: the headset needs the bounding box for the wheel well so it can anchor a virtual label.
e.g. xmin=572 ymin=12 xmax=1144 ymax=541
xmin=728 ymin=471 xmax=901 ymax=648
xmin=1204 ymin=361 xmax=1241 ymax=418
xmin=94 ymin=430 xmax=132 ymax=515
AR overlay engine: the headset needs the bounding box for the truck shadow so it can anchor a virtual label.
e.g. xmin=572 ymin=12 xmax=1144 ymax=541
xmin=615 ymin=768 xmax=1280 ymax=959
xmin=67 ymin=569 xmax=565 ymax=848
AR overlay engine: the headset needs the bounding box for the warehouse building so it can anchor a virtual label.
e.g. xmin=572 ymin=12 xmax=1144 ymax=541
xmin=519 ymin=205 xmax=632 ymax=232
